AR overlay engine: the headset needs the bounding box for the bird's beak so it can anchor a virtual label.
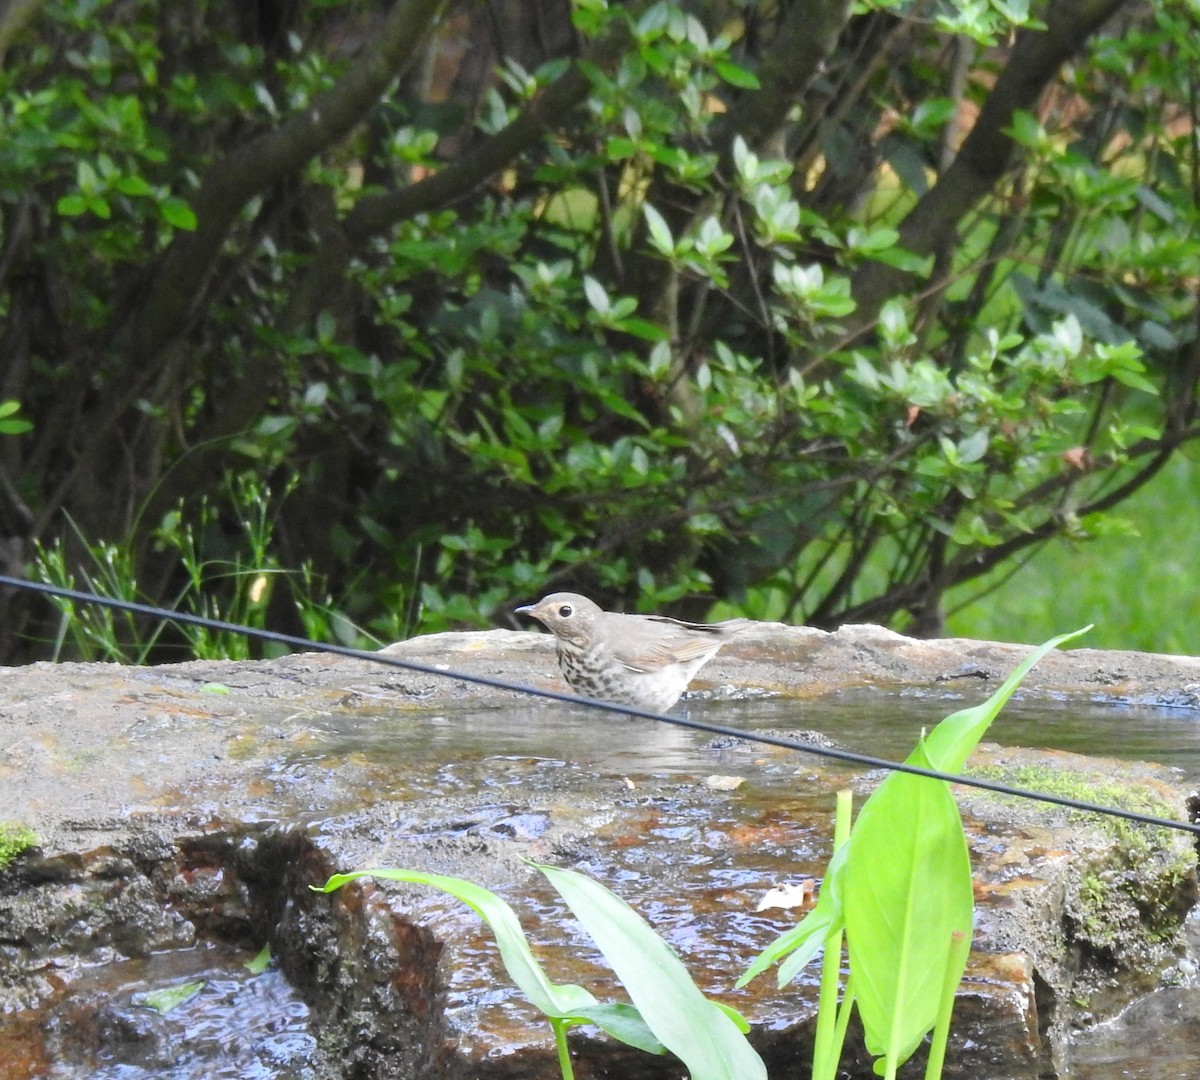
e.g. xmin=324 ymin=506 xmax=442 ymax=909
xmin=514 ymin=604 xmax=535 ymax=616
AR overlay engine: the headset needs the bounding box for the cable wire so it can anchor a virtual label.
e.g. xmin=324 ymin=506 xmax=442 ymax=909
xmin=3 ymin=573 xmax=1198 ymax=838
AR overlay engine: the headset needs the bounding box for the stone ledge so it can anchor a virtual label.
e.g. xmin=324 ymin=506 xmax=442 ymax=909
xmin=0 ymin=624 xmax=1197 ymax=1078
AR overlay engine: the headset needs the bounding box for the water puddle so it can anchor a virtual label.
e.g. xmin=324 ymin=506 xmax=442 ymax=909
xmin=0 ymin=942 xmax=313 ymax=1080
xmin=705 ymin=689 xmax=1200 ymax=782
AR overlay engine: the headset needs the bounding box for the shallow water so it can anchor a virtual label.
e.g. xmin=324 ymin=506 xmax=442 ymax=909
xmin=705 ymin=688 xmax=1200 ymax=781
xmin=303 ymin=686 xmax=1200 ymax=785
xmin=8 ymin=685 xmax=1200 ymax=1079
xmin=5 ymin=942 xmax=313 ymax=1080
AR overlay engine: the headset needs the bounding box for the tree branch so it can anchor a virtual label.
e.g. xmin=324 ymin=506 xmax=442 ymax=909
xmin=0 ymin=0 xmax=46 ymax=67
xmin=844 ymin=0 xmax=1132 ymax=333
xmin=830 ymin=424 xmax=1200 ymax=625
xmin=340 ymin=24 xmax=631 ymax=242
xmin=714 ymin=0 xmax=854 ymax=155
xmin=276 ymin=22 xmax=632 ymax=337
xmin=124 ymin=0 xmax=448 ymax=365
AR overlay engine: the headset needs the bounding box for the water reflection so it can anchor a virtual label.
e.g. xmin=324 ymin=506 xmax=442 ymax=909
xmin=699 ymin=689 xmax=1200 ymax=783
xmin=296 ymin=687 xmax=1200 ymax=784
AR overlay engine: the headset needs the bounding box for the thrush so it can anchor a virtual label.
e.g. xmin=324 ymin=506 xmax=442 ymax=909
xmin=514 ymin=592 xmax=750 ymax=713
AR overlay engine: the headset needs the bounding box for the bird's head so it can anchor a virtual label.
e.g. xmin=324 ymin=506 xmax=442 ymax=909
xmin=514 ymin=592 xmax=601 ymax=647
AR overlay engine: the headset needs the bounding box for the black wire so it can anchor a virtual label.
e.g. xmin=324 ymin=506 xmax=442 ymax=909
xmin=4 ymin=573 xmax=1199 ymax=838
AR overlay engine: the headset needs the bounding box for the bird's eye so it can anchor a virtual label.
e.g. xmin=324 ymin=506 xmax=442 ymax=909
xmin=558 ymin=604 xmax=573 ymax=618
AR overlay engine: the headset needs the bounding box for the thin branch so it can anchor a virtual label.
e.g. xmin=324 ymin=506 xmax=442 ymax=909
xmin=341 ymin=25 xmax=632 ymax=242
xmin=124 ymin=0 xmax=449 ymax=365
xmin=842 ymin=0 xmax=1133 ymax=336
xmin=831 ymin=425 xmax=1200 ymax=625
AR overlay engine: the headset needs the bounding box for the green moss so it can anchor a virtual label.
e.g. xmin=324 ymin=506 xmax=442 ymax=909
xmin=967 ymin=761 xmax=1197 ymax=953
xmin=966 ymin=762 xmax=1183 ymax=852
xmin=0 ymin=822 xmax=36 ymax=869
xmin=1075 ymin=872 xmax=1119 ymax=949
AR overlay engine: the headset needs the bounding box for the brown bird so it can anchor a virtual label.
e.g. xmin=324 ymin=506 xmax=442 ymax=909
xmin=515 ymin=592 xmax=750 ymax=713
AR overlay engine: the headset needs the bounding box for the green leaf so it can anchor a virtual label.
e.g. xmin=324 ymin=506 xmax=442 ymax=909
xmin=569 ymin=1002 xmax=666 ymax=1054
xmin=583 ymin=274 xmax=610 ymax=315
xmin=842 ymin=739 xmax=973 ymax=1070
xmin=847 ymin=226 xmax=899 ymax=253
xmin=867 ymin=246 xmax=934 ymax=275
xmin=957 ymin=429 xmax=989 ymax=464
xmin=245 ymin=944 xmax=271 ymax=974
xmin=909 ymin=97 xmax=955 ymax=137
xmin=606 ymin=135 xmax=639 ymax=158
xmin=0 ymin=400 xmax=32 ymax=435
xmin=161 ymin=197 xmax=198 ymax=230
xmin=314 ymin=869 xmax=599 ymax=1020
xmin=642 ymin=203 xmax=675 ymax=255
xmin=56 ymin=193 xmax=89 ymax=216
xmin=714 ymin=58 xmax=760 ymax=89
xmin=922 ymin=626 xmax=1091 ymax=773
xmin=114 ymin=174 xmax=154 ymax=197
xmin=76 ymin=159 xmax=101 ymax=194
xmin=534 ymin=861 xmax=767 ymax=1080
xmin=614 ymin=316 xmax=669 ymax=341
xmin=133 ymin=980 xmax=205 ymax=1013
xmin=313 ymin=867 xmax=672 ymax=1054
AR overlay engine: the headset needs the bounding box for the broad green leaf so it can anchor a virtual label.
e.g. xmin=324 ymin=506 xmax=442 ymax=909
xmin=847 ymin=226 xmax=899 ymax=253
xmin=161 ymin=197 xmax=197 ymax=230
xmin=606 ymin=135 xmax=638 ymax=158
xmin=642 ymin=203 xmax=675 ymax=254
xmin=314 ymin=869 xmax=597 ymax=1019
xmin=115 ymin=174 xmax=154 ymax=196
xmin=922 ymin=626 xmax=1090 ymax=773
xmin=570 ymin=1003 xmax=666 ymax=1054
xmin=714 ymin=58 xmax=760 ymax=89
xmin=957 ymin=429 xmax=989 ymax=464
xmin=56 ymin=193 xmax=88 ymax=216
xmin=583 ymin=274 xmax=610 ymax=315
xmin=842 ymin=740 xmax=973 ymax=1071
xmin=535 ymin=861 xmax=767 ymax=1080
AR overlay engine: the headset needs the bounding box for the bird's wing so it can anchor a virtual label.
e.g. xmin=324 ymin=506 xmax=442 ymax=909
xmin=608 ymin=616 xmax=744 ymax=671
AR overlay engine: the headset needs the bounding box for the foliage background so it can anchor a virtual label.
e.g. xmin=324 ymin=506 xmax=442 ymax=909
xmin=946 ymin=447 xmax=1200 ymax=652
xmin=1 ymin=0 xmax=1198 ymax=662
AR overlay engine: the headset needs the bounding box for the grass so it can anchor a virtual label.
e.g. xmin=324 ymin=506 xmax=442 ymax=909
xmin=945 ymin=447 xmax=1200 ymax=654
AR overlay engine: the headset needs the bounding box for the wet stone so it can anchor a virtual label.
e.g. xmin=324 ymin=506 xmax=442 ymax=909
xmin=1 ymin=626 xmax=1199 ymax=1078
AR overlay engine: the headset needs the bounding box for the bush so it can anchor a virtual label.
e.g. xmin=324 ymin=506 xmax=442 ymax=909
xmin=1 ymin=0 xmax=1197 ymax=658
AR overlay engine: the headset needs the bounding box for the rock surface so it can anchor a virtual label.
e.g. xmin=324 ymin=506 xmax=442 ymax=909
xmin=0 ymin=623 xmax=1197 ymax=1078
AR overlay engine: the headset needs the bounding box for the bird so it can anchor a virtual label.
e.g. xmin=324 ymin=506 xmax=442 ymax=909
xmin=514 ymin=592 xmax=751 ymax=713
